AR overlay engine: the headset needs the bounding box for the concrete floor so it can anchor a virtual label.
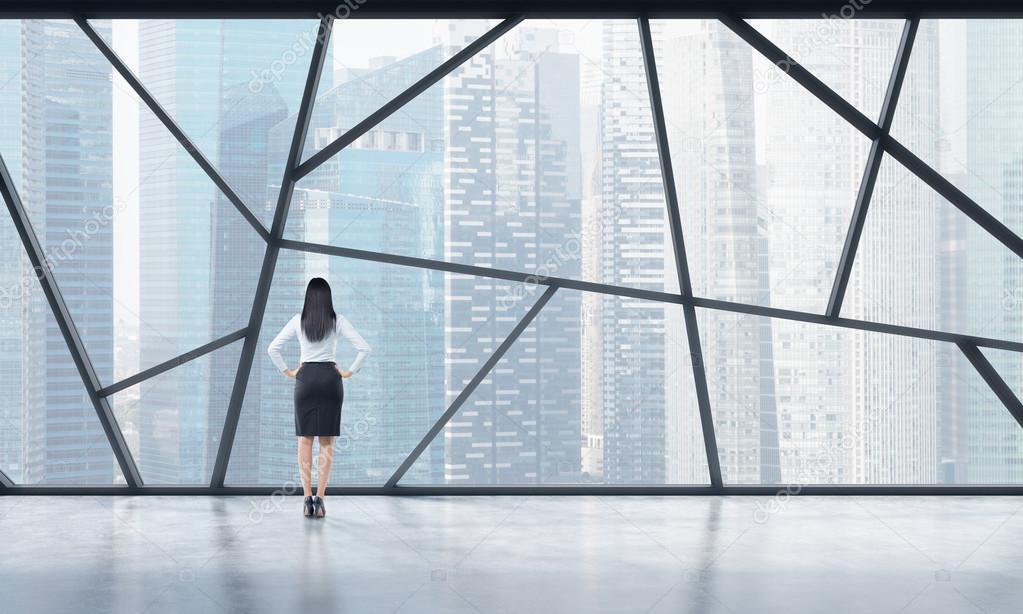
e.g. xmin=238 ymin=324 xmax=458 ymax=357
xmin=0 ymin=496 xmax=1021 ymax=614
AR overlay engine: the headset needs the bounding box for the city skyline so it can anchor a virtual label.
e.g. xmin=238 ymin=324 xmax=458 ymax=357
xmin=1 ymin=17 xmax=1023 ymax=486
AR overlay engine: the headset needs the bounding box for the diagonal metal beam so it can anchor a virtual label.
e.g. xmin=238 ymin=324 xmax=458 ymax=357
xmin=639 ymin=18 xmax=722 ymax=487
xmin=693 ymin=296 xmax=1023 ymax=354
xmin=97 ymin=328 xmax=247 ymax=398
xmin=958 ymin=342 xmax=1023 ymax=430
xmin=386 ymin=285 xmax=558 ymax=488
xmin=828 ymin=142 xmax=885 ymax=311
xmin=720 ymin=16 xmax=881 ymax=139
xmin=721 ymin=15 xmax=1023 ymax=262
xmin=828 ymin=19 xmax=918 ymax=318
xmin=284 ymin=237 xmax=1023 ymax=353
xmin=0 ymin=468 xmax=12 ymax=488
xmin=75 ymin=17 xmax=271 ymax=243
xmin=280 ymin=238 xmax=683 ymax=304
xmin=293 ymin=16 xmax=523 ymax=181
xmin=873 ymin=20 xmax=919 ymax=135
xmin=0 ymin=153 xmax=143 ymax=487
xmin=210 ymin=16 xmax=334 ymax=487
xmin=881 ymin=135 xmax=1023 ymax=258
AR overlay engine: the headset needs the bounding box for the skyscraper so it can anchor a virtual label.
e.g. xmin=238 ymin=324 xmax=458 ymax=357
xmin=136 ymin=19 xmax=311 ymax=483
xmin=958 ymin=20 xmax=1023 ymax=483
xmin=662 ymin=20 xmax=769 ymax=484
xmin=744 ymin=19 xmax=935 ymax=484
xmin=660 ymin=19 xmax=940 ymax=485
xmin=247 ymin=42 xmax=446 ymax=484
xmin=599 ymin=20 xmax=679 ymax=484
xmin=440 ymin=23 xmax=582 ymax=484
xmin=0 ymin=19 xmax=23 ymax=480
xmin=579 ymin=57 xmax=605 ymax=480
xmin=21 ymin=19 xmax=116 ymax=484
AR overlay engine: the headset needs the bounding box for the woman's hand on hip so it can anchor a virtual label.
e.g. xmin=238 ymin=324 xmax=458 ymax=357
xmin=283 ymin=368 xmax=298 ymax=378
xmin=336 ymin=367 xmax=353 ymax=378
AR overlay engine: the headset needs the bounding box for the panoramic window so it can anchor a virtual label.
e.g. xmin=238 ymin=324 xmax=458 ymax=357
xmin=0 ymin=16 xmax=1021 ymax=490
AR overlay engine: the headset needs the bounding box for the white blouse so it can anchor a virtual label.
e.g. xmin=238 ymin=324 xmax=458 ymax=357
xmin=267 ymin=313 xmax=371 ymax=374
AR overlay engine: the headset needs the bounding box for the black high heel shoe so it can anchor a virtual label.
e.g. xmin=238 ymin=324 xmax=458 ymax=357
xmin=303 ymin=496 xmax=315 ymax=518
xmin=313 ymin=496 xmax=326 ymax=518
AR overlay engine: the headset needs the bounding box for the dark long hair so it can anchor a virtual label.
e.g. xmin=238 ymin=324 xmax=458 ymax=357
xmin=301 ymin=277 xmax=336 ymax=342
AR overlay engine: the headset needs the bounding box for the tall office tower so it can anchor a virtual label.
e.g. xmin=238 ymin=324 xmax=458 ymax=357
xmin=252 ymin=45 xmax=446 ymax=484
xmin=596 ymin=20 xmax=677 ymax=483
xmin=0 ymin=20 xmax=23 ymax=480
xmin=937 ymin=168 xmax=970 ymax=483
xmin=862 ymin=21 xmax=939 ymax=485
xmin=137 ymin=20 xmax=309 ymax=483
xmin=843 ymin=21 xmax=939 ymax=484
xmin=21 ymin=19 xmax=115 ymax=483
xmin=754 ymin=19 xmax=938 ymax=484
xmin=283 ymin=190 xmax=432 ymax=483
xmin=579 ymin=59 xmax=605 ymax=480
xmin=960 ymin=20 xmax=1023 ymax=482
xmin=662 ymin=21 xmax=770 ymax=484
xmin=209 ymin=81 xmax=289 ymax=484
xmin=441 ymin=23 xmax=582 ymax=484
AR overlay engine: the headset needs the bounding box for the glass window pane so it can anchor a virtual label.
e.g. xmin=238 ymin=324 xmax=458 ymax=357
xmin=135 ymin=93 xmax=265 ymax=376
xmin=0 ymin=21 xmax=18 ymax=185
xmin=0 ymin=21 xmax=123 ymax=485
xmin=975 ymin=348 xmax=1023 ymax=483
xmin=11 ymin=20 xmax=117 ymax=392
xmin=653 ymin=20 xmax=871 ymax=314
xmin=300 ymin=19 xmax=490 ymax=164
xmin=846 ymin=155 xmax=1023 ymax=343
xmin=225 ymin=249 xmax=540 ymax=485
xmin=700 ymin=307 xmax=1023 ymax=485
xmin=983 ymin=347 xmax=1023 ymax=411
xmin=103 ymin=19 xmax=321 ymax=226
xmin=289 ymin=19 xmax=680 ymax=295
xmin=111 ymin=340 xmax=242 ymax=485
xmin=747 ymin=19 xmax=904 ymax=122
xmin=402 ymin=289 xmax=709 ymax=485
xmin=5 ymin=20 xmax=265 ymax=388
xmin=0 ymin=267 xmax=123 ymax=485
xmin=3 ymin=17 xmax=1018 ymax=492
xmin=891 ymin=20 xmax=1023 ymax=239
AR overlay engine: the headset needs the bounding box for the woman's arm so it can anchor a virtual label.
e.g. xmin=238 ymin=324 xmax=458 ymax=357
xmin=337 ymin=315 xmax=371 ymax=375
xmin=267 ymin=315 xmax=300 ymax=375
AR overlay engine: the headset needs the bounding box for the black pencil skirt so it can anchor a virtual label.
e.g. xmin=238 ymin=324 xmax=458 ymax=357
xmin=294 ymin=362 xmax=344 ymax=436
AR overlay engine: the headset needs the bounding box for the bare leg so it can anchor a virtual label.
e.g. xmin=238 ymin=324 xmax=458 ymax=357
xmin=297 ymin=436 xmax=314 ymax=498
xmin=316 ymin=436 xmax=334 ymax=498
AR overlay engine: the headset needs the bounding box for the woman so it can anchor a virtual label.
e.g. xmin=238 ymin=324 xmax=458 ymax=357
xmin=267 ymin=277 xmax=371 ymax=518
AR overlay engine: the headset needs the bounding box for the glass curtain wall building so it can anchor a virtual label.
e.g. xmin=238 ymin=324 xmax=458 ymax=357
xmin=1 ymin=14 xmax=1022 ymax=493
